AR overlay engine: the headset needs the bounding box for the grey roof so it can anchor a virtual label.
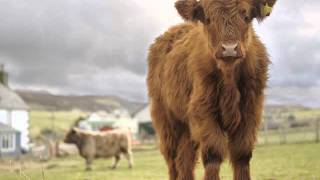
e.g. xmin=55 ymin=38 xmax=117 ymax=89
xmin=0 ymin=83 xmax=28 ymax=110
xmin=0 ymin=122 xmax=19 ymax=133
xmin=131 ymin=104 xmax=149 ymax=117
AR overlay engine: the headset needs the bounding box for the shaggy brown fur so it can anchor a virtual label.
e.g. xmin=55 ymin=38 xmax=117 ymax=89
xmin=147 ymin=0 xmax=277 ymax=179
xmin=64 ymin=128 xmax=133 ymax=170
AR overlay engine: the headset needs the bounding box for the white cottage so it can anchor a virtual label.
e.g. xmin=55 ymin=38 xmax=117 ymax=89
xmin=0 ymin=66 xmax=29 ymax=151
xmin=133 ymin=105 xmax=155 ymax=139
xmin=134 ymin=105 xmax=152 ymax=124
xmin=82 ymin=112 xmax=139 ymax=135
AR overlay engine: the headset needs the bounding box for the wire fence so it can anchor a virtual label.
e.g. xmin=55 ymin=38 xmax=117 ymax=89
xmin=258 ymin=119 xmax=320 ymax=145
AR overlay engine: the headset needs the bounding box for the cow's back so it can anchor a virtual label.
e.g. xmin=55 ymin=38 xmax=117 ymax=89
xmin=94 ymin=129 xmax=131 ymax=157
xmin=147 ymin=23 xmax=199 ymax=120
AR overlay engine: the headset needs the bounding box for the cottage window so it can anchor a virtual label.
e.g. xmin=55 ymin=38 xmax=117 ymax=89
xmin=0 ymin=133 xmax=16 ymax=152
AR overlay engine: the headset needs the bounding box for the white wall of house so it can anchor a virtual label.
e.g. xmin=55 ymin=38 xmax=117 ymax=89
xmin=0 ymin=110 xmax=8 ymax=124
xmin=134 ymin=106 xmax=151 ymax=123
xmin=11 ymin=110 xmax=29 ymax=150
xmin=0 ymin=109 xmax=29 ymax=150
xmin=113 ymin=118 xmax=139 ymax=135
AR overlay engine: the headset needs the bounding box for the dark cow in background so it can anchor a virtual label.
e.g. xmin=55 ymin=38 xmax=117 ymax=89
xmin=64 ymin=128 xmax=133 ymax=170
xmin=147 ymin=0 xmax=277 ymax=179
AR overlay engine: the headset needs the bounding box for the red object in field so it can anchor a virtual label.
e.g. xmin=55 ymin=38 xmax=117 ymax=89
xmin=100 ymin=126 xmax=114 ymax=132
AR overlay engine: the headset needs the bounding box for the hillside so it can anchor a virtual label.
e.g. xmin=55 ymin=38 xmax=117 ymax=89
xmin=16 ymin=90 xmax=146 ymax=114
xmin=14 ymin=90 xmax=320 ymax=120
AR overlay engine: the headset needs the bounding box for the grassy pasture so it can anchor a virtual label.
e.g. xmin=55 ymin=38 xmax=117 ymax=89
xmin=29 ymin=111 xmax=320 ymax=145
xmin=293 ymin=109 xmax=320 ymax=120
xmin=29 ymin=110 xmax=87 ymax=138
xmin=16 ymin=110 xmax=319 ymax=180
xmin=1 ymin=143 xmax=320 ymax=180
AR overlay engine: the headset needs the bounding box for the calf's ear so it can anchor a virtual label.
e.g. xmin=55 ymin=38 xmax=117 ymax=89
xmin=175 ymin=0 xmax=205 ymax=23
xmin=253 ymin=0 xmax=277 ymax=21
xmin=72 ymin=127 xmax=80 ymax=134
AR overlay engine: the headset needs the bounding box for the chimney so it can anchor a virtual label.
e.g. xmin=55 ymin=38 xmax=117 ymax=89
xmin=0 ymin=64 xmax=9 ymax=86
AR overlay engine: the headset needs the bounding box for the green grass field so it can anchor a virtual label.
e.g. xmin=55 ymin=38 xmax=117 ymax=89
xmin=29 ymin=110 xmax=87 ymax=138
xmin=29 ymin=111 xmax=320 ymax=145
xmin=293 ymin=109 xmax=320 ymax=120
xmin=1 ymin=143 xmax=320 ymax=180
xmin=19 ymin=110 xmax=320 ymax=179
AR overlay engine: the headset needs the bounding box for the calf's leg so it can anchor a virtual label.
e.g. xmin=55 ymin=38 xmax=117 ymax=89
xmin=85 ymin=158 xmax=93 ymax=171
xmin=228 ymin=94 xmax=263 ymax=180
xmin=151 ymin=102 xmax=182 ymax=180
xmin=187 ymin=77 xmax=230 ymax=180
xmin=229 ymin=129 xmax=255 ymax=180
xmin=229 ymin=115 xmax=259 ymax=180
xmin=174 ymin=131 xmax=199 ymax=180
xmin=123 ymin=151 xmax=134 ymax=168
xmin=159 ymin=127 xmax=182 ymax=180
xmin=188 ymin=107 xmax=228 ymax=179
xmin=111 ymin=154 xmax=121 ymax=169
xmin=189 ymin=115 xmax=228 ymax=180
xmin=201 ymin=130 xmax=228 ymax=180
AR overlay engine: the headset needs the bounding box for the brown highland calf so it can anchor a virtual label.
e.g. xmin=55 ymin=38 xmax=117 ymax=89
xmin=147 ymin=0 xmax=277 ymax=179
xmin=64 ymin=128 xmax=133 ymax=170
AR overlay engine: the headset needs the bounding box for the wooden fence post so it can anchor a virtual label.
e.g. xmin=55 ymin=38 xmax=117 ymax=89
xmin=279 ymin=125 xmax=287 ymax=145
xmin=316 ymin=119 xmax=319 ymax=143
xmin=263 ymin=121 xmax=269 ymax=145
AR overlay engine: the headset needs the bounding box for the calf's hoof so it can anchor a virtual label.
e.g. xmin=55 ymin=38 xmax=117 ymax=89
xmin=109 ymin=166 xmax=117 ymax=170
xmin=85 ymin=167 xmax=92 ymax=171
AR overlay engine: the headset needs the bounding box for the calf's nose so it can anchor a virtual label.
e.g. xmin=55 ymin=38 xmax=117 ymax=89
xmin=215 ymin=43 xmax=243 ymax=60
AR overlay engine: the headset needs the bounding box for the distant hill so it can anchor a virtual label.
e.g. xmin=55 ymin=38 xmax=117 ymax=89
xmin=15 ymin=89 xmax=319 ymax=117
xmin=265 ymin=104 xmax=309 ymax=112
xmin=16 ymin=90 xmax=146 ymax=114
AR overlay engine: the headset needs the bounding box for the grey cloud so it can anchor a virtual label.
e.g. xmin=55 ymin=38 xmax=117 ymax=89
xmin=0 ymin=0 xmax=158 ymax=101
xmin=255 ymin=0 xmax=320 ymax=89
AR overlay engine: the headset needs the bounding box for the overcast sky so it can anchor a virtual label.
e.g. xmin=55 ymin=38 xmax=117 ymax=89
xmin=0 ymin=0 xmax=319 ymax=106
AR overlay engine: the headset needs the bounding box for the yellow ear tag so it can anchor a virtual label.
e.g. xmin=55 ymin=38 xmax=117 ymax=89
xmin=262 ymin=3 xmax=272 ymax=17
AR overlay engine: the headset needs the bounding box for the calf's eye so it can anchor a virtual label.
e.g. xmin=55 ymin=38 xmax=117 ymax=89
xmin=205 ymin=17 xmax=211 ymax=24
xmin=241 ymin=9 xmax=251 ymax=23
